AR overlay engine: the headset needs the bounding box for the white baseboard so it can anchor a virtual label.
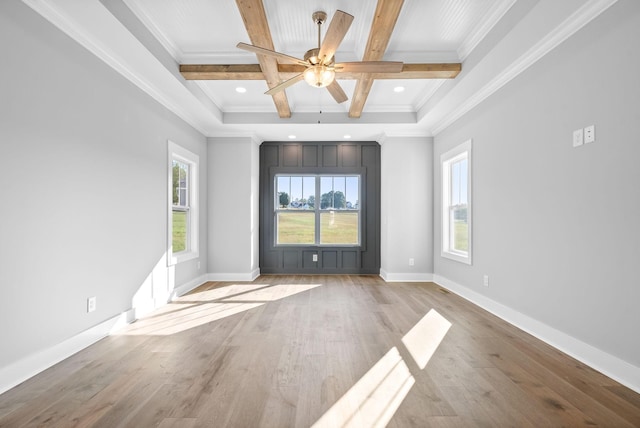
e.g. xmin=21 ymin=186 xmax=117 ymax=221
xmin=0 ymin=274 xmax=209 ymax=396
xmin=380 ymin=269 xmax=434 ymax=282
xmin=170 ymin=274 xmax=209 ymax=299
xmin=206 ymin=269 xmax=260 ymax=282
xmin=0 ymin=310 xmax=132 ymax=395
xmin=433 ymin=275 xmax=640 ymax=394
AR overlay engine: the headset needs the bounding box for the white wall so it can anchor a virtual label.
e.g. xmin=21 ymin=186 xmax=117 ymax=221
xmin=0 ymin=0 xmax=207 ymax=385
xmin=381 ymin=137 xmax=434 ymax=281
xmin=208 ymin=137 xmax=260 ymax=280
xmin=434 ymin=0 xmax=640 ymax=376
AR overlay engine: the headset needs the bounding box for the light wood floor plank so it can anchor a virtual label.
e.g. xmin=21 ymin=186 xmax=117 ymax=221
xmin=1 ymin=275 xmax=638 ymax=427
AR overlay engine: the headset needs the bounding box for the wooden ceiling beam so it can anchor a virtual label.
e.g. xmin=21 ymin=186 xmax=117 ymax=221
xmin=235 ymin=0 xmax=291 ymax=118
xmin=180 ymin=64 xmax=265 ymax=80
xmin=349 ymin=0 xmax=405 ymax=118
xmin=180 ymin=63 xmax=461 ymax=80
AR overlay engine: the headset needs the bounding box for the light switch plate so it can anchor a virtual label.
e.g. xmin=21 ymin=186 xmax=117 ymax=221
xmin=573 ymin=129 xmax=584 ymax=147
xmin=87 ymin=296 xmax=96 ymax=313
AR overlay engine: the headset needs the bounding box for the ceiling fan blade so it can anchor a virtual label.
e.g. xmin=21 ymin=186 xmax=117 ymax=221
xmin=318 ymin=10 xmax=354 ymax=65
xmin=237 ymin=42 xmax=308 ymax=66
xmin=265 ymin=73 xmax=305 ymax=95
xmin=326 ymin=80 xmax=348 ymax=104
xmin=335 ymin=61 xmax=404 ymax=73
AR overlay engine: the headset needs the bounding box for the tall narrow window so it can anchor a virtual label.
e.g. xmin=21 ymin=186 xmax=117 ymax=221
xmin=275 ymin=175 xmax=360 ymax=246
xmin=441 ymin=140 xmax=472 ymax=264
xmin=276 ymin=176 xmax=315 ymax=245
xmin=320 ymin=176 xmax=359 ymax=245
xmin=168 ymin=141 xmax=199 ymax=264
xmin=172 ymin=159 xmax=189 ymax=252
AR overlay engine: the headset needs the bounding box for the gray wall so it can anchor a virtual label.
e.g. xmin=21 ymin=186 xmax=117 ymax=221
xmin=434 ymin=1 xmax=640 ymax=367
xmin=381 ymin=137 xmax=434 ymax=281
xmin=207 ymin=137 xmax=260 ymax=279
xmin=0 ymin=1 xmax=207 ymax=368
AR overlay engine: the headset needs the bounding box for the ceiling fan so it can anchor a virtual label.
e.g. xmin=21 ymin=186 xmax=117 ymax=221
xmin=237 ymin=10 xmax=404 ymax=104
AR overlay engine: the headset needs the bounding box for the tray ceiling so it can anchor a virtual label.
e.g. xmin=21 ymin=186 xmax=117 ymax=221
xmin=22 ymin=0 xmax=619 ymax=140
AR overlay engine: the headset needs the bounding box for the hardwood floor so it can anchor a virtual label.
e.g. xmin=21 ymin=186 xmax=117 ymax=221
xmin=1 ymin=275 xmax=639 ymax=427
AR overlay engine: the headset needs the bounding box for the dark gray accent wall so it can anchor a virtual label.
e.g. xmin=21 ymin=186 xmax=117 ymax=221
xmin=260 ymin=141 xmax=380 ymax=274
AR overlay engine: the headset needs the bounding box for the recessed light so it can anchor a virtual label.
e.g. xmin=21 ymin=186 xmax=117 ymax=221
xmin=235 ymin=87 xmax=247 ymax=93
xmin=343 ymin=134 xmax=351 ymax=139
xmin=288 ymin=135 xmax=296 ymax=139
xmin=393 ymin=86 xmax=405 ymax=93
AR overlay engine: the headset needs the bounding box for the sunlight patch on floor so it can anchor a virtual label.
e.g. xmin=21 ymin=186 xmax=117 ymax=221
xmin=313 ymin=308 xmax=452 ymax=427
xmin=114 ymin=283 xmax=321 ymax=336
xmin=176 ymin=282 xmax=270 ymax=302
xmin=402 ymin=309 xmax=452 ymax=370
xmin=312 ymin=347 xmax=415 ymax=428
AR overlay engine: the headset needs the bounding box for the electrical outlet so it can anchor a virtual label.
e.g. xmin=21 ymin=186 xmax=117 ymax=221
xmin=483 ymin=275 xmax=489 ymax=287
xmin=87 ymin=296 xmax=97 ymax=313
xmin=573 ymin=129 xmax=584 ymax=147
xmin=197 ymin=261 xmax=201 ymax=270
xmin=312 ymin=254 xmax=318 ymax=262
xmin=584 ymin=125 xmax=595 ymax=143
xmin=409 ymin=258 xmax=415 ymax=266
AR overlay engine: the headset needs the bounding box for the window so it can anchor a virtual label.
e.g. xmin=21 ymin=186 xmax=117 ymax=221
xmin=441 ymin=140 xmax=472 ymax=264
xmin=168 ymin=141 xmax=199 ymax=264
xmin=275 ymin=175 xmax=360 ymax=246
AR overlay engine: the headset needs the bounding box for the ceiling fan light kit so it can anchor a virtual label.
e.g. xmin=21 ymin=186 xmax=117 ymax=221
xmin=303 ymin=64 xmax=335 ymax=88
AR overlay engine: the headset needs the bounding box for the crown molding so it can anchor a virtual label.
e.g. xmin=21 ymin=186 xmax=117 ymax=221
xmin=378 ymin=130 xmax=432 ymax=145
xmin=193 ymin=81 xmax=224 ymax=112
xmin=208 ymin=132 xmax=262 ymax=144
xmin=457 ymin=0 xmax=518 ymax=61
xmin=121 ymin=0 xmax=183 ymax=61
xmin=414 ymin=80 xmax=447 ymax=113
xmin=431 ymin=0 xmax=619 ymax=136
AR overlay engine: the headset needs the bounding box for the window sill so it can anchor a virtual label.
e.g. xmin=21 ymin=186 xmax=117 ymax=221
xmin=441 ymin=250 xmax=472 ymax=265
xmin=169 ymin=250 xmax=199 ymax=266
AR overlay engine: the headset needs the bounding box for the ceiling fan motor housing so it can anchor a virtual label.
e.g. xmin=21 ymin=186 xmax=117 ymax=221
xmin=312 ymin=11 xmax=327 ymax=25
xmin=304 ymin=49 xmax=335 ymax=67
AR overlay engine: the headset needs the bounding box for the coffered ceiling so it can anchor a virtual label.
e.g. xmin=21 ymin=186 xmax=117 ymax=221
xmin=22 ymin=0 xmax=618 ymax=141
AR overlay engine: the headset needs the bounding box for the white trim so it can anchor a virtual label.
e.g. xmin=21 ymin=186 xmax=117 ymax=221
xmin=414 ymin=80 xmax=447 ymax=113
xmin=0 ymin=310 xmax=133 ymax=395
xmin=170 ymin=274 xmax=209 ymax=300
xmin=193 ymin=81 xmax=224 ymax=113
xmin=0 ymin=273 xmax=208 ymax=396
xmin=432 ymin=0 xmax=619 ymax=135
xmin=380 ymin=270 xmax=434 ymax=283
xmin=433 ymin=275 xmax=640 ymax=394
xmin=206 ymin=269 xmax=260 ymax=282
xmin=120 ymin=0 xmax=183 ymax=61
xmin=441 ymin=140 xmax=473 ymax=265
xmin=457 ymin=0 xmax=518 ymax=61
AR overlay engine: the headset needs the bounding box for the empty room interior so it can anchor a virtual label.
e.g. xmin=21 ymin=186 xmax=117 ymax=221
xmin=1 ymin=0 xmax=640 ymax=426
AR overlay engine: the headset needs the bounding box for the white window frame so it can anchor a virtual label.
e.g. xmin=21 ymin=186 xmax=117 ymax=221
xmin=274 ymin=174 xmax=362 ymax=247
xmin=168 ymin=140 xmax=199 ymax=265
xmin=441 ymin=139 xmax=472 ymax=265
